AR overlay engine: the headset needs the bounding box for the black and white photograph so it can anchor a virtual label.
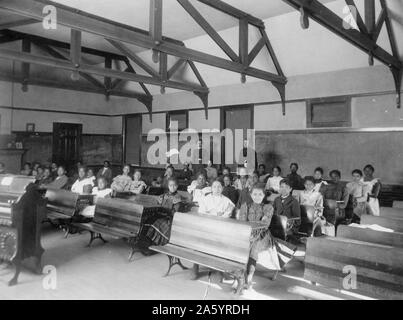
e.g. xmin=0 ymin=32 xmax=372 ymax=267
xmin=0 ymin=0 xmax=402 ymax=304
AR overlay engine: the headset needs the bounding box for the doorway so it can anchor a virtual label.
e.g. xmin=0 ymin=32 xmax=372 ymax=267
xmin=52 ymin=122 xmax=82 ymax=169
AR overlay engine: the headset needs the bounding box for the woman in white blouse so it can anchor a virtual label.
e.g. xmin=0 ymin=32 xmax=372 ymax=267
xmin=265 ymin=166 xmax=283 ymax=194
xmin=198 ymin=180 xmax=235 ymax=218
xmin=71 ymin=166 xmax=94 ymax=194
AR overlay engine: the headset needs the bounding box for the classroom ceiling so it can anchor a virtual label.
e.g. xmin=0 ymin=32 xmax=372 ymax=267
xmin=0 ymin=0 xmax=402 ymax=97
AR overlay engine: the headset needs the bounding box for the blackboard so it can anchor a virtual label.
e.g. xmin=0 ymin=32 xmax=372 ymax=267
xmin=255 ymin=131 xmax=403 ymax=185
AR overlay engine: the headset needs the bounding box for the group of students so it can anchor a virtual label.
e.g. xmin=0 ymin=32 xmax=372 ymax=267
xmin=16 ymin=158 xmax=382 ymax=290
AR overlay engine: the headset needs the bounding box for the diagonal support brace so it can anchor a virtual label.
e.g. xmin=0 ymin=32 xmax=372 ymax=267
xmin=391 ymin=67 xmax=402 ymax=109
xmin=272 ymin=82 xmax=286 ymax=116
xmin=194 ymin=91 xmax=209 ymax=119
xmin=138 ymin=95 xmax=154 ymax=121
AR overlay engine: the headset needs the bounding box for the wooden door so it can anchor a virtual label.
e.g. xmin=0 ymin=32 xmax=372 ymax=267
xmin=52 ymin=123 xmax=82 ymax=169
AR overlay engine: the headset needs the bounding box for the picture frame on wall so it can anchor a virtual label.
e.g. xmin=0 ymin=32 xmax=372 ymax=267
xmin=26 ymin=123 xmax=35 ymax=132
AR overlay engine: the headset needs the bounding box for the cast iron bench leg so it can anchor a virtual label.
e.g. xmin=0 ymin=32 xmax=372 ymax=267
xmin=8 ymin=259 xmax=21 ymax=287
xmin=87 ymin=232 xmax=107 ymax=247
xmin=164 ymin=256 xmax=188 ymax=277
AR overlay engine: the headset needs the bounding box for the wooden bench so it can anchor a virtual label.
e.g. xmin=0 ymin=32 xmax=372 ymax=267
xmin=44 ymin=189 xmax=94 ymax=236
xmin=150 ymin=212 xmax=264 ymax=294
xmin=304 ymin=237 xmax=403 ymax=299
xmin=380 ymin=207 xmax=403 ymax=219
xmin=393 ymin=201 xmax=403 ymax=209
xmin=337 ymin=225 xmax=403 ymax=248
xmin=74 ymin=198 xmax=147 ymax=261
xmin=361 ymin=215 xmax=403 ymax=233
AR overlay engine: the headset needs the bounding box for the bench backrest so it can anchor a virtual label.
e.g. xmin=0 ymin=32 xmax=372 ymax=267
xmin=131 ymin=194 xmax=160 ymax=207
xmin=361 ymin=215 xmax=403 ymax=233
xmin=93 ymin=198 xmax=144 ymax=235
xmin=337 ymin=225 xmax=403 ymax=248
xmin=169 ymin=212 xmax=252 ymax=265
xmin=393 ymin=201 xmax=403 ymax=209
xmin=45 ymin=189 xmax=79 ymax=216
xmin=305 ymin=237 xmax=403 ymax=299
xmin=380 ymin=207 xmax=403 ymax=219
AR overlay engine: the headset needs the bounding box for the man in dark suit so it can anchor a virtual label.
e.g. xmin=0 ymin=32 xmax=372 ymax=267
xmin=97 ymin=160 xmax=113 ymax=186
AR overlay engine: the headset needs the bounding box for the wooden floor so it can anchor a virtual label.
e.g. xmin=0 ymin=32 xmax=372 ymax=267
xmin=0 ymin=225 xmax=373 ymax=300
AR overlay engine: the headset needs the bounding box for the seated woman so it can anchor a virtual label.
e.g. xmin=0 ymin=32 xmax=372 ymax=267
xmin=363 ymin=164 xmax=381 ymax=216
xmin=313 ymin=167 xmax=328 ymax=193
xmin=205 ymin=160 xmax=218 ymax=184
xmin=87 ymin=168 xmax=96 ymax=185
xmin=265 ymin=166 xmax=283 ymax=194
xmin=38 ymin=167 xmax=53 ymax=186
xmin=162 ymin=165 xmax=175 ymax=190
xmin=192 ymin=180 xmax=235 ymax=279
xmin=298 ymin=176 xmax=325 ymax=236
xmin=187 ymin=172 xmax=211 ymax=204
xmin=198 ymin=180 xmax=235 ymax=217
xmin=346 ymin=169 xmax=370 ymax=222
xmin=80 ymin=177 xmax=112 ymax=218
xmin=41 ymin=165 xmax=68 ymax=189
xmin=273 ymin=179 xmax=301 ymax=239
xmin=111 ymin=164 xmax=132 ymax=192
xmin=129 ymin=170 xmax=147 ymax=194
xmin=222 ymin=174 xmax=238 ymax=206
xmin=20 ymin=162 xmax=32 ymax=176
xmin=321 ymin=170 xmax=349 ymax=225
xmin=236 ymin=184 xmax=297 ymax=289
xmin=71 ymin=166 xmax=94 ymax=194
xmin=143 ymin=177 xmax=182 ymax=249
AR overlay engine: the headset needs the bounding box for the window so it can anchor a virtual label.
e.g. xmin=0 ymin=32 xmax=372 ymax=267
xmin=306 ymin=97 xmax=351 ymax=128
xmin=166 ymin=111 xmax=188 ymax=132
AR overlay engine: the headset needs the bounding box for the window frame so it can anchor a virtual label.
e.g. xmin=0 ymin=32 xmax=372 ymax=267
xmin=166 ymin=110 xmax=189 ymax=132
xmin=306 ymin=96 xmax=352 ymax=128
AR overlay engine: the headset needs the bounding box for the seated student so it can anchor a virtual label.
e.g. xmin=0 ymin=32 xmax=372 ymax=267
xmin=198 ymin=180 xmax=235 ymax=217
xmin=266 ymin=166 xmax=283 ymax=194
xmin=71 ymin=166 xmax=94 ymax=194
xmin=286 ymin=163 xmax=304 ymax=190
xmin=205 ymin=160 xmax=218 ymax=184
xmin=144 ymin=177 xmax=182 ymax=247
xmin=237 ymin=171 xmax=259 ymax=208
xmin=0 ymin=162 xmax=5 ymax=174
xmin=273 ymin=179 xmax=301 ymax=236
xmin=233 ymin=167 xmax=252 ymax=191
xmin=222 ymin=174 xmax=238 ymax=206
xmin=346 ymin=169 xmax=370 ymax=222
xmin=96 ymin=160 xmax=113 ymax=186
xmin=363 ymin=164 xmax=381 ymax=216
xmin=21 ymin=162 xmax=32 ymax=176
xmin=87 ymin=168 xmax=96 ymax=185
xmin=236 ymin=184 xmax=297 ymax=288
xmin=111 ymin=164 xmax=132 ymax=192
xmin=298 ymin=176 xmax=325 ymax=235
xmin=129 ymin=170 xmax=147 ymax=194
xmin=180 ymin=162 xmax=193 ymax=182
xmin=41 ymin=165 xmax=68 ymax=189
xmin=257 ymin=164 xmax=271 ymax=183
xmin=321 ymin=170 xmax=349 ymax=224
xmin=187 ymin=172 xmax=211 ymax=204
xmin=193 ymin=180 xmax=234 ymax=280
xmin=35 ymin=166 xmax=44 ymax=181
xmin=80 ymin=177 xmax=112 ymax=218
xmin=313 ymin=167 xmax=328 ymax=193
xmin=151 ymin=176 xmax=163 ymax=188
xmin=38 ymin=167 xmax=53 ymax=185
xmin=50 ymin=162 xmax=58 ymax=179
xmin=162 ymin=165 xmax=175 ymax=190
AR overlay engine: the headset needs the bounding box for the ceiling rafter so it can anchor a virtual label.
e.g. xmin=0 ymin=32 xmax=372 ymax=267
xmin=0 ymin=0 xmax=287 ymax=118
xmin=282 ymin=0 xmax=402 ymax=109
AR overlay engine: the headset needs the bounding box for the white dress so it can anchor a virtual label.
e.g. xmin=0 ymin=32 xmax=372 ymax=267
xmin=198 ymin=194 xmax=235 ymax=218
xmin=71 ymin=177 xmax=95 ymax=194
xmin=80 ymin=188 xmax=112 ymax=218
xmin=265 ymin=176 xmax=283 ymax=193
xmin=362 ymin=178 xmax=380 ymax=216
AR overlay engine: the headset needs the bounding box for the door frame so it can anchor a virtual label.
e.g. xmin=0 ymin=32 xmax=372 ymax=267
xmin=123 ymin=114 xmax=142 ymax=166
xmin=219 ymin=104 xmax=254 ymax=169
xmin=52 ymin=122 xmax=83 ymax=168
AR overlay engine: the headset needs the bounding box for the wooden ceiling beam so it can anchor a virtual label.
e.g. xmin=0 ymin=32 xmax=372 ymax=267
xmin=0 ymin=18 xmax=38 ymax=29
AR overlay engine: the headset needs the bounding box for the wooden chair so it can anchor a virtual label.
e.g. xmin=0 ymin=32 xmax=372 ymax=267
xmin=74 ymin=198 xmax=146 ymax=261
xmin=304 ymin=236 xmax=403 ymax=299
xmin=150 ymin=212 xmax=264 ymax=294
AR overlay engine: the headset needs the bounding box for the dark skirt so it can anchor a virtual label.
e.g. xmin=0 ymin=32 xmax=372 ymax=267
xmin=145 ymin=216 xmax=172 ymax=246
